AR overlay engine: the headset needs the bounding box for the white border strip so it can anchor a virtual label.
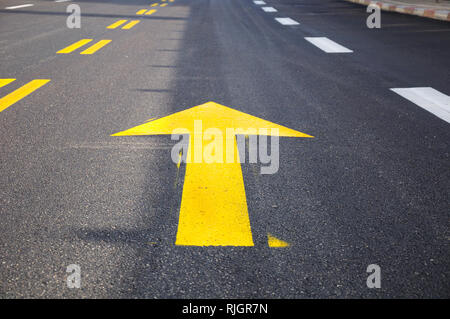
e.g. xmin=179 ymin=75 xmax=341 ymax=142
xmin=5 ymin=4 xmax=34 ymax=9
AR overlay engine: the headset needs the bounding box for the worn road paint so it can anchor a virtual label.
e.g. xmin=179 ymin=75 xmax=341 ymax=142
xmin=268 ymin=233 xmax=290 ymax=247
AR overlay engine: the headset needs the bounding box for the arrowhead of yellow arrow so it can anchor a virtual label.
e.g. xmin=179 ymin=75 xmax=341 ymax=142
xmin=112 ymin=101 xmax=313 ymax=137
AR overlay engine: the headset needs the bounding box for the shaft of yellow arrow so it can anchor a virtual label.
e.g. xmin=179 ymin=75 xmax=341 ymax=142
xmin=175 ymin=136 xmax=254 ymax=246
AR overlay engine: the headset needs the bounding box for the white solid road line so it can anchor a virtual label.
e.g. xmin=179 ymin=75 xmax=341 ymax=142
xmin=304 ymin=37 xmax=353 ymax=53
xmin=55 ymin=0 xmax=71 ymax=2
xmin=275 ymin=17 xmax=300 ymax=25
xmin=262 ymin=7 xmax=277 ymax=12
xmin=254 ymin=1 xmax=266 ymax=5
xmin=391 ymin=87 xmax=450 ymax=123
xmin=5 ymin=4 xmax=34 ymax=9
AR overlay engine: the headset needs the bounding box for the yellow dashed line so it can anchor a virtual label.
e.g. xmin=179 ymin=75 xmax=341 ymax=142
xmin=107 ymin=20 xmax=127 ymax=29
xmin=0 ymin=79 xmax=15 ymax=88
xmin=145 ymin=9 xmax=157 ymax=15
xmin=57 ymin=39 xmax=92 ymax=54
xmin=122 ymin=20 xmax=140 ymax=29
xmin=80 ymin=40 xmax=112 ymax=55
xmin=0 ymin=79 xmax=50 ymax=113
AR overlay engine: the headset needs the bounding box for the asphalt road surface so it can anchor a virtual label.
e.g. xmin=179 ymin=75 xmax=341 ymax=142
xmin=0 ymin=0 xmax=449 ymax=298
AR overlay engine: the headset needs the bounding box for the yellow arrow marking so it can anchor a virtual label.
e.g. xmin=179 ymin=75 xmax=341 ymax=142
xmin=177 ymin=137 xmax=254 ymax=246
xmin=113 ymin=102 xmax=312 ymax=246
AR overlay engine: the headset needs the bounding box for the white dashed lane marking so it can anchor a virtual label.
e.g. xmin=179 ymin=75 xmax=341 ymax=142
xmin=254 ymin=1 xmax=266 ymax=5
xmin=275 ymin=17 xmax=300 ymax=25
xmin=391 ymin=87 xmax=450 ymax=123
xmin=304 ymin=37 xmax=353 ymax=53
xmin=262 ymin=7 xmax=277 ymax=12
